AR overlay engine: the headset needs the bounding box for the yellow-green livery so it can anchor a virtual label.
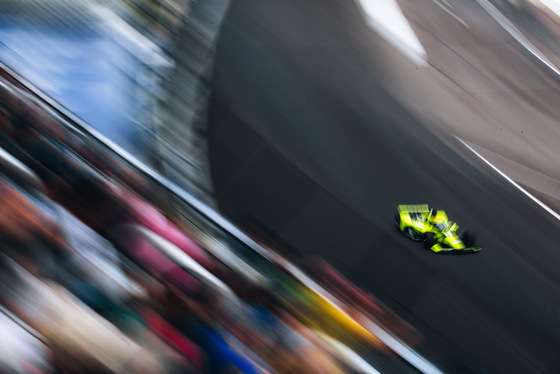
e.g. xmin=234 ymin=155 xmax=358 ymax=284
xmin=395 ymin=205 xmax=481 ymax=253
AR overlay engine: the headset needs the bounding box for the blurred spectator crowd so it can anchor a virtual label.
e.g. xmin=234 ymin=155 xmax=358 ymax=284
xmin=0 ymin=72 xmax=420 ymax=373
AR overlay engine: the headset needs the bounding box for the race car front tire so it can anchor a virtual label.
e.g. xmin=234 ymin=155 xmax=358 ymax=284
xmin=424 ymin=232 xmax=436 ymax=250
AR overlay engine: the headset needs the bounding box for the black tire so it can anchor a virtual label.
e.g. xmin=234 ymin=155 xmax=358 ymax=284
xmin=404 ymin=226 xmax=425 ymax=241
xmin=396 ymin=212 xmax=425 ymax=241
xmin=460 ymin=231 xmax=475 ymax=247
xmin=424 ymin=232 xmax=436 ymax=250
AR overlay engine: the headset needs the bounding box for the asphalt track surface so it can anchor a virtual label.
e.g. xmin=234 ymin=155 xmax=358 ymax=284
xmin=208 ymin=0 xmax=560 ymax=373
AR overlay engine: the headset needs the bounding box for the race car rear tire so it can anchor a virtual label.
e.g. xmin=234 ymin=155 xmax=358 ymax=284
xmin=396 ymin=212 xmax=425 ymax=241
xmin=404 ymin=227 xmax=425 ymax=241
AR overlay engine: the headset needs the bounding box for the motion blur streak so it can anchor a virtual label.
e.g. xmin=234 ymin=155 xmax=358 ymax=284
xmin=476 ymin=0 xmax=560 ymax=76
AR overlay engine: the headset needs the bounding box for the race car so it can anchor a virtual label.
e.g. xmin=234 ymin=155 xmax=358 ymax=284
xmin=394 ymin=204 xmax=481 ymax=253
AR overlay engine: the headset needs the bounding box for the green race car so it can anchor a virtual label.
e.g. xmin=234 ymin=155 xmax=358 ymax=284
xmin=395 ymin=204 xmax=481 ymax=253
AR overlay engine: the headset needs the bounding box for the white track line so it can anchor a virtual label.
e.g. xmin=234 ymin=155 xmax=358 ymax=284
xmin=476 ymin=0 xmax=560 ymax=77
xmin=431 ymin=0 xmax=469 ymax=28
xmin=456 ymin=137 xmax=560 ymax=222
